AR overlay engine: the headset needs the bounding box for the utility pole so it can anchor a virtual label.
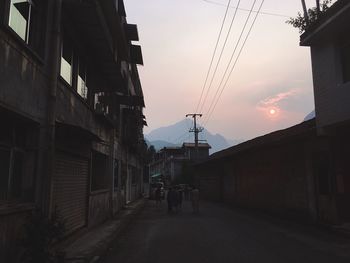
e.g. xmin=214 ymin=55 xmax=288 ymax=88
xmin=301 ymin=0 xmax=310 ymax=24
xmin=186 ymin=114 xmax=204 ymax=161
xmin=316 ymin=0 xmax=320 ymax=14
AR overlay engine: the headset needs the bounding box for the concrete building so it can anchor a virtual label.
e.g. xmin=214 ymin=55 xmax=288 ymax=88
xmin=300 ymin=0 xmax=350 ymax=225
xmin=0 ymin=0 xmax=146 ymax=261
xmin=195 ymin=0 xmax=350 ymax=226
xmin=150 ymin=143 xmax=211 ymax=184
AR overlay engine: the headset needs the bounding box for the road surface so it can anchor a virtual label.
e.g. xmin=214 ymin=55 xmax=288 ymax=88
xmin=99 ymin=200 xmax=350 ymax=263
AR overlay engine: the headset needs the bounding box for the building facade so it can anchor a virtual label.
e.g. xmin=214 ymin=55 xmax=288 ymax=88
xmin=150 ymin=143 xmax=211 ymax=184
xmin=0 ymin=0 xmax=146 ymax=261
xmin=300 ymin=0 xmax=350 ymax=225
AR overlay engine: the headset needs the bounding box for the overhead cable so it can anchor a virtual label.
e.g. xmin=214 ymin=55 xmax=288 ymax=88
xmin=202 ymin=0 xmax=258 ymax=125
xmin=198 ymin=0 xmax=242 ymax=115
xmin=204 ymin=0 xmax=265 ymax=127
xmin=200 ymin=0 xmax=288 ymax=18
xmin=195 ymin=0 xmax=232 ymax=113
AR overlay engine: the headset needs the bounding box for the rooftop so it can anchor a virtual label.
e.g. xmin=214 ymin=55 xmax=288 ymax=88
xmin=183 ymin=143 xmax=211 ymax=149
xmin=197 ymin=119 xmax=316 ymax=165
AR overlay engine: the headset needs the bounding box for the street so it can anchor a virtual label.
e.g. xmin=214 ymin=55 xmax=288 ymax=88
xmin=99 ymin=200 xmax=350 ymax=263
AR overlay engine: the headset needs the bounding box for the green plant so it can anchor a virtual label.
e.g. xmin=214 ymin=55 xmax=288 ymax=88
xmin=286 ymin=0 xmax=333 ymax=33
xmin=21 ymin=208 xmax=66 ymax=263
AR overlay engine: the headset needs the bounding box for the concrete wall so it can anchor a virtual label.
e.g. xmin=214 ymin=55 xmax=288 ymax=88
xmin=197 ymin=138 xmax=316 ymax=221
xmin=0 ymin=205 xmax=34 ymax=263
xmin=56 ymin=82 xmax=111 ymax=141
xmin=0 ymin=30 xmax=48 ymax=122
xmin=88 ymin=190 xmax=110 ymax=227
xmin=233 ymin=144 xmax=310 ymax=217
xmin=333 ymin=127 xmax=350 ymax=222
xmin=311 ymin=43 xmax=350 ymax=128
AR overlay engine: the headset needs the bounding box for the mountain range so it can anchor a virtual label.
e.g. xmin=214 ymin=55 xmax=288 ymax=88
xmin=145 ymin=119 xmax=242 ymax=154
xmin=304 ymin=110 xmax=315 ymax=121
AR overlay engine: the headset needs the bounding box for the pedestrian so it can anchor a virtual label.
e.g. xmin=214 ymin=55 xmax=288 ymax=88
xmin=155 ymin=186 xmax=162 ymax=206
xmin=172 ymin=187 xmax=179 ymax=213
xmin=191 ymin=187 xmax=200 ymax=214
xmin=184 ymin=186 xmax=189 ymax=201
xmin=167 ymin=187 xmax=174 ymax=212
xmin=177 ymin=189 xmax=183 ymax=210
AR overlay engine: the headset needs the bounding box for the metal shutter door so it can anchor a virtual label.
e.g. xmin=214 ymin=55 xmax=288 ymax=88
xmin=53 ymin=152 xmax=89 ymax=233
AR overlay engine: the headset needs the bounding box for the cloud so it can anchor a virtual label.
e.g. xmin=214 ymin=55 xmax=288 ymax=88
xmin=256 ymin=88 xmax=300 ymax=111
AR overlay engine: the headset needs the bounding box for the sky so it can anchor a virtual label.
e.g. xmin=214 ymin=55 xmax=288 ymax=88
xmin=124 ymin=0 xmax=318 ymax=141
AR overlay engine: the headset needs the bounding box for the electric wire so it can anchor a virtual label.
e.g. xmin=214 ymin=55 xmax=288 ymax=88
xmin=195 ymin=0 xmax=232 ymax=113
xmin=198 ymin=0 xmax=242 ymax=115
xmin=201 ymin=0 xmax=289 ymax=18
xmin=201 ymin=0 xmax=258 ymax=125
xmin=204 ymin=0 xmax=265 ymax=127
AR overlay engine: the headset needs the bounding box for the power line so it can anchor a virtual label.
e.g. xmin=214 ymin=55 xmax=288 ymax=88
xmin=204 ymin=0 xmax=266 ymax=127
xmin=173 ymin=118 xmax=194 ymax=144
xmin=195 ymin=0 xmax=232 ymax=113
xmin=200 ymin=0 xmax=289 ymax=18
xmin=198 ymin=0 xmax=242 ymax=114
xmin=202 ymin=0 xmax=259 ymax=125
xmin=186 ymin=114 xmax=204 ymax=160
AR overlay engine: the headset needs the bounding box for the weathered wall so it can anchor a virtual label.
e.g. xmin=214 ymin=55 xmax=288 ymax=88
xmin=88 ymin=190 xmax=110 ymax=227
xmin=197 ymin=138 xmax=315 ymax=220
xmin=0 ymin=30 xmax=48 ymax=122
xmin=56 ymin=82 xmax=111 ymax=141
xmin=0 ymin=206 xmax=34 ymax=263
xmin=333 ymin=127 xmax=350 ymax=222
xmin=311 ymin=43 xmax=350 ymax=128
xmin=198 ymin=162 xmax=222 ymax=201
xmin=233 ymin=143 xmax=310 ymax=218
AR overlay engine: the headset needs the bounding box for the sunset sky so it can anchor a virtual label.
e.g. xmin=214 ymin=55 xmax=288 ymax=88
xmin=124 ymin=0 xmax=318 ymax=141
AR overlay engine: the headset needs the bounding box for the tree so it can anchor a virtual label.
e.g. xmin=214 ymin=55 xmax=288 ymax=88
xmin=286 ymin=0 xmax=333 ymax=33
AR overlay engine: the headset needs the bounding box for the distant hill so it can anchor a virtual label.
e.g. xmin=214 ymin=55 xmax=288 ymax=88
xmin=145 ymin=119 xmax=242 ymax=154
xmin=146 ymin=140 xmax=179 ymax=151
xmin=304 ymin=110 xmax=315 ymax=121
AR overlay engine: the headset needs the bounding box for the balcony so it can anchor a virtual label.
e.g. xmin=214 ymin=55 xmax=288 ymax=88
xmin=94 ymin=92 xmax=118 ymax=128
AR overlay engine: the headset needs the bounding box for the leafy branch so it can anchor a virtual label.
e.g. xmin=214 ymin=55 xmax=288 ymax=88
xmin=286 ymin=0 xmax=333 ymax=33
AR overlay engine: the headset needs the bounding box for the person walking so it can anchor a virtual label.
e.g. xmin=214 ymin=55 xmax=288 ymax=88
xmin=167 ymin=187 xmax=176 ymax=213
xmin=177 ymin=188 xmax=183 ymax=210
xmin=191 ymin=187 xmax=200 ymax=214
xmin=184 ymin=186 xmax=190 ymax=201
xmin=155 ymin=186 xmax=162 ymax=206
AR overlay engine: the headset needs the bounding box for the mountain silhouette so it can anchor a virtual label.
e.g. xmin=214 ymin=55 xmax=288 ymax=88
xmin=145 ymin=119 xmax=242 ymax=153
xmin=304 ymin=110 xmax=315 ymax=121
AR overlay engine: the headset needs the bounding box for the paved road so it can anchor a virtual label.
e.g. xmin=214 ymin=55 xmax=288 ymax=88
xmin=99 ymin=200 xmax=350 ymax=263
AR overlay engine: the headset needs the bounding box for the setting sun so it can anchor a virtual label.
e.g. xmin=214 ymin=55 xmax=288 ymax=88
xmin=269 ymin=109 xmax=276 ymax=115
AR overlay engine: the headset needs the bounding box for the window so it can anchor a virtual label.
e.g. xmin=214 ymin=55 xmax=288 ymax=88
xmin=60 ymin=38 xmax=91 ymax=100
xmin=5 ymin=0 xmax=46 ymax=56
xmin=94 ymin=92 xmax=109 ymax=114
xmin=341 ymin=42 xmax=350 ymax=83
xmin=8 ymin=0 xmax=34 ymax=43
xmin=60 ymin=40 xmax=73 ymax=85
xmin=77 ymin=59 xmax=88 ymax=99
